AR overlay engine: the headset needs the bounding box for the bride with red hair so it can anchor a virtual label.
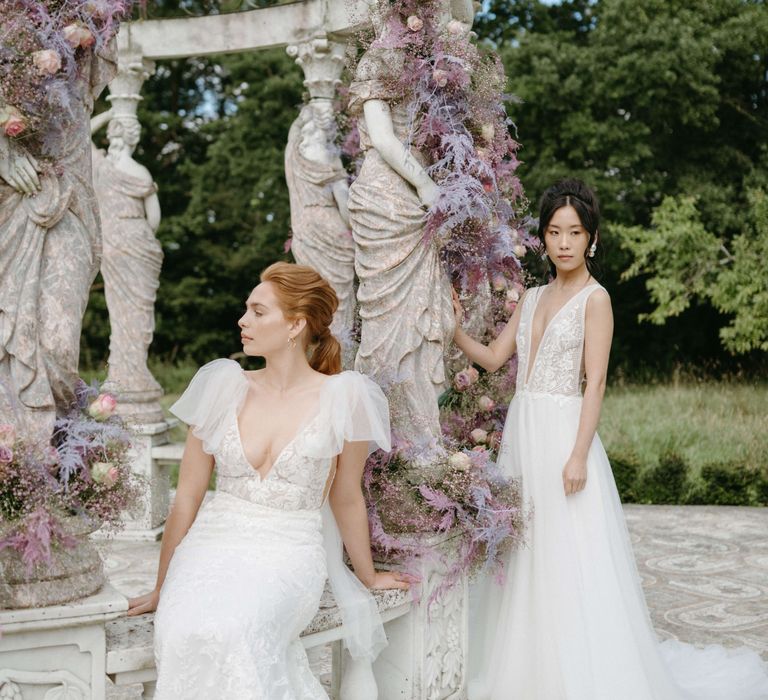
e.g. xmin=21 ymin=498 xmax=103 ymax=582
xmin=129 ymin=262 xmax=408 ymax=699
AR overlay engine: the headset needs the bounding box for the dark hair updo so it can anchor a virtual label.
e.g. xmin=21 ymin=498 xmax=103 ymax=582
xmin=537 ymin=178 xmax=601 ymax=278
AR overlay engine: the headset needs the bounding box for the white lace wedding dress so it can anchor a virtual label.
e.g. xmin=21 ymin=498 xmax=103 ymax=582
xmin=153 ymin=359 xmax=390 ymax=700
xmin=469 ymin=284 xmax=768 ymax=700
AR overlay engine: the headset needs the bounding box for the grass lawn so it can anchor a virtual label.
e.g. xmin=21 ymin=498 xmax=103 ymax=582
xmin=600 ymin=380 xmax=768 ymax=471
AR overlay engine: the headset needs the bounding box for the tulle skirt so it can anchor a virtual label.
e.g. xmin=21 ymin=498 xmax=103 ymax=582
xmin=154 ymin=491 xmax=328 ymax=700
xmin=469 ymin=391 xmax=768 ymax=700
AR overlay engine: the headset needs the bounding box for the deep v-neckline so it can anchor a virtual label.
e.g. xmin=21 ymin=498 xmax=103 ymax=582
xmin=235 ymin=373 xmax=334 ymax=482
xmin=524 ymin=284 xmax=599 ymax=386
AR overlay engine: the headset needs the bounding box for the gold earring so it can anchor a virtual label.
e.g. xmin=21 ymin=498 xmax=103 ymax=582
xmin=288 ymin=336 xmax=297 ymax=349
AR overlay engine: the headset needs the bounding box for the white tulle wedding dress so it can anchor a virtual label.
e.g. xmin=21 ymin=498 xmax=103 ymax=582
xmin=469 ymin=284 xmax=768 ymax=700
xmin=153 ymin=359 xmax=390 ymax=700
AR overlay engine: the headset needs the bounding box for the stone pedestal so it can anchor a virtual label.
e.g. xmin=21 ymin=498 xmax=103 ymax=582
xmin=369 ymin=534 xmax=469 ymax=700
xmin=97 ymin=421 xmax=173 ymax=542
xmin=0 ymin=584 xmax=127 ymax=700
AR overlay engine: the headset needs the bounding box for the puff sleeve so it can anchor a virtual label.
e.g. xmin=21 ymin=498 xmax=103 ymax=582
xmin=301 ymin=371 xmax=391 ymax=459
xmin=169 ymin=359 xmax=248 ymax=455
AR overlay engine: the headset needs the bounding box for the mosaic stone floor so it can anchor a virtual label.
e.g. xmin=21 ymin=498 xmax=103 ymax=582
xmin=101 ymin=503 xmax=768 ymax=677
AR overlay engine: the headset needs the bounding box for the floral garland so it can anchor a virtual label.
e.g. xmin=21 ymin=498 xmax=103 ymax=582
xmin=0 ymin=0 xmax=133 ymax=149
xmin=342 ymin=0 xmax=535 ymax=592
xmin=0 ymin=382 xmax=141 ymax=572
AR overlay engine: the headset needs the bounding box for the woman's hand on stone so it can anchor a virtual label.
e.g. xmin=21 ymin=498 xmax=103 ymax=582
xmin=369 ymin=569 xmax=413 ymax=591
xmin=0 ymin=143 xmax=41 ymax=196
xmin=127 ymin=588 xmax=160 ymax=616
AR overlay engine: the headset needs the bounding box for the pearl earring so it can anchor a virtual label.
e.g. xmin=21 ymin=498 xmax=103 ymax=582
xmin=588 ymin=242 xmax=597 ymax=258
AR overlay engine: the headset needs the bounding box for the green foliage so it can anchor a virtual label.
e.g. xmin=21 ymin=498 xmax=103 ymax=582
xmin=685 ymin=462 xmax=759 ymax=506
xmin=614 ymin=196 xmax=720 ymax=322
xmin=608 ymin=451 xmax=640 ymax=502
xmin=618 ymin=185 xmax=768 ymax=353
xmin=636 ymin=450 xmax=687 ymax=504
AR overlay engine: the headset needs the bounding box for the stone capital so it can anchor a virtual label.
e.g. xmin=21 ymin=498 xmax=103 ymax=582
xmin=107 ymin=54 xmax=156 ymax=120
xmin=286 ymin=34 xmax=347 ymax=101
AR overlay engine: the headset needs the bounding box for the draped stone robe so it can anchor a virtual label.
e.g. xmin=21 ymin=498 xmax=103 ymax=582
xmin=92 ymin=148 xmax=163 ymax=405
xmin=347 ymin=46 xmax=455 ymax=454
xmin=0 ymin=42 xmax=116 ymax=443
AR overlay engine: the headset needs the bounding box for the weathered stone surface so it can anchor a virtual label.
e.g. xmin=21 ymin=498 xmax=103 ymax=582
xmin=0 ymin=516 xmax=105 ymax=609
xmin=0 ymin=43 xmax=117 ymax=444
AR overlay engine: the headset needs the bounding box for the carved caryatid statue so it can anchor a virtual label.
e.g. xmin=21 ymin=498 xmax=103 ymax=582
xmin=285 ymin=37 xmax=357 ymax=368
xmin=285 ymin=100 xmax=357 ymax=368
xmin=90 ymin=59 xmax=164 ymax=424
xmin=346 ymin=1 xmax=474 ymax=457
xmin=0 ymin=41 xmax=117 ymax=444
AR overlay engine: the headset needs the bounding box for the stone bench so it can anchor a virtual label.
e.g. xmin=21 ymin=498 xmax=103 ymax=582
xmin=105 ymin=585 xmax=412 ymax=699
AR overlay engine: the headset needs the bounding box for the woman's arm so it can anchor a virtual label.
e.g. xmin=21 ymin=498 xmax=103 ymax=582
xmin=362 ymin=99 xmax=438 ymax=207
xmin=451 ymin=289 xmax=526 ymax=372
xmin=90 ymin=108 xmax=113 ymax=135
xmin=562 ymin=289 xmax=613 ymax=495
xmin=144 ymin=191 xmax=161 ymax=232
xmin=127 ymin=429 xmax=214 ymax=615
xmin=329 ymin=440 xmax=409 ymax=590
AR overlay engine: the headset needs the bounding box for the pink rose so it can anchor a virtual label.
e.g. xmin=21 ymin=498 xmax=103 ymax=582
xmin=1 ymin=107 xmax=26 ymax=137
xmin=506 ymin=287 xmax=520 ymax=303
xmin=504 ymin=299 xmax=517 ymax=315
xmin=62 ymin=24 xmax=82 ymax=47
xmin=407 ymin=15 xmax=424 ymax=31
xmin=513 ymin=243 xmax=527 ymax=259
xmin=432 ymin=69 xmax=449 ymax=88
xmin=32 ymin=49 xmax=61 ymax=75
xmin=62 ymin=23 xmax=94 ymax=49
xmin=471 ymin=445 xmax=487 ymax=453
xmin=470 ymin=428 xmax=488 ymax=444
xmin=448 ymin=451 xmax=472 ymax=471
xmin=478 ymin=395 xmax=496 ymax=412
xmin=0 ymin=423 xmax=16 ymax=448
xmin=0 ymin=445 xmax=13 ymax=464
xmin=92 ymin=461 xmax=119 ymax=487
xmin=466 ymin=367 xmax=480 ymax=384
xmin=491 ymin=275 xmax=507 ymax=292
xmin=453 ymin=370 xmax=472 ymax=391
xmin=447 ymin=19 xmax=465 ymax=35
xmin=88 ymin=393 xmax=117 ymax=421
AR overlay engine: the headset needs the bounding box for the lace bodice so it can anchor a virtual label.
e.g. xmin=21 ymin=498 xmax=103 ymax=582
xmin=170 ymin=360 xmax=391 ymax=512
xmin=516 ymin=284 xmax=604 ymax=397
xmin=215 ymin=408 xmax=334 ymax=510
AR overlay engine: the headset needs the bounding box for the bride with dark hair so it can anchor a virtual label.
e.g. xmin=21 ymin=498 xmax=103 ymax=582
xmin=458 ymin=179 xmax=768 ymax=699
xmin=128 ymin=262 xmax=408 ymax=699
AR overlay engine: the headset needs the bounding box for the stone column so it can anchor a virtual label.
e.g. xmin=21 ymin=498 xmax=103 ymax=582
xmin=100 ymin=53 xmax=164 ymax=426
xmin=285 ymin=35 xmax=359 ymax=369
xmin=94 ymin=47 xmax=172 ymax=542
